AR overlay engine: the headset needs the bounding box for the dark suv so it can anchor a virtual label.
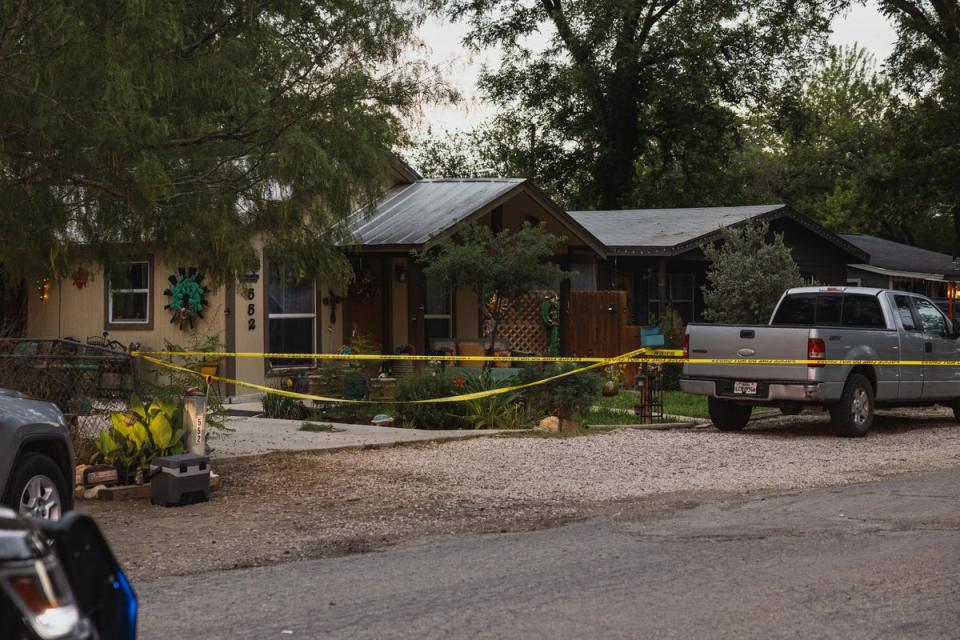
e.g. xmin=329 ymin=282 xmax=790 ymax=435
xmin=0 ymin=389 xmax=74 ymax=520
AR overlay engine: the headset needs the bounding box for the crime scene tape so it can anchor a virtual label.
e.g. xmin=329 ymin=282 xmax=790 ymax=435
xmin=138 ymin=345 xmax=655 ymax=405
xmin=132 ymin=349 xmax=684 ymax=363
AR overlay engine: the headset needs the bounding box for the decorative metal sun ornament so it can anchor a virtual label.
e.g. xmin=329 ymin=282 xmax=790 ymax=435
xmin=163 ymin=267 xmax=210 ymax=329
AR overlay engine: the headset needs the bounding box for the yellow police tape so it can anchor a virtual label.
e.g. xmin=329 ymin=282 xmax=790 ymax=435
xmin=137 ymin=346 xmax=654 ymax=405
xmin=134 ymin=349 xmax=960 ymax=406
xmin=132 ymin=349 xmax=684 ymax=363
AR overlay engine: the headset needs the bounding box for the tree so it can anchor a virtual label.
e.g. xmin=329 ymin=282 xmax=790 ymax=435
xmin=877 ymin=0 xmax=960 ymax=91
xmin=441 ymin=0 xmax=844 ymax=210
xmin=701 ymin=221 xmax=804 ymax=324
xmin=0 ymin=1 xmax=447 ymax=283
xmin=736 ymin=46 xmax=899 ymax=236
xmin=415 ymin=223 xmax=568 ymax=356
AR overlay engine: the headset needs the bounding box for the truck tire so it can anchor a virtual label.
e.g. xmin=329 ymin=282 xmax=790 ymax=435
xmin=708 ymin=397 xmax=752 ymax=431
xmin=829 ymin=374 xmax=874 ymax=437
xmin=3 ymin=453 xmax=70 ymax=521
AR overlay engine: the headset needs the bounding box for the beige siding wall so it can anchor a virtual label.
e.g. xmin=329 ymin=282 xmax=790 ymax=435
xmin=27 ymin=258 xmax=227 ymax=353
xmin=456 ymin=287 xmax=479 ymax=338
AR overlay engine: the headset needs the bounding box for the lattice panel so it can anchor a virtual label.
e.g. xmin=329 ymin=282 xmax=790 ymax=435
xmin=483 ymin=290 xmax=556 ymax=355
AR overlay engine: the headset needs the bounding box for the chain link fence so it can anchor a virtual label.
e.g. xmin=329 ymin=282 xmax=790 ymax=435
xmin=0 ymin=338 xmax=141 ymax=447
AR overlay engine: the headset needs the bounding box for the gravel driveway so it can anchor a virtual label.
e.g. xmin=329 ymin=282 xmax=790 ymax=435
xmin=84 ymin=408 xmax=960 ymax=580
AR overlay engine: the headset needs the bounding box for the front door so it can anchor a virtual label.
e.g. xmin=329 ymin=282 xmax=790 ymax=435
xmin=891 ymin=294 xmax=925 ymax=400
xmin=912 ymin=296 xmax=960 ymax=400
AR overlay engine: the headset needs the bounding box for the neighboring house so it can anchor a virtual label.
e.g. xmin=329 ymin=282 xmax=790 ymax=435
xmin=569 ymin=205 xmax=868 ymax=325
xmin=842 ymin=233 xmax=959 ymax=309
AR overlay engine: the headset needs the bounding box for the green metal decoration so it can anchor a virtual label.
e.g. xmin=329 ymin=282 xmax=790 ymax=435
xmin=163 ymin=267 xmax=210 ymax=329
xmin=541 ymin=294 xmax=560 ymax=356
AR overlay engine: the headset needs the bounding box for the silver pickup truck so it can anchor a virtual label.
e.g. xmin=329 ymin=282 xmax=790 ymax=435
xmin=680 ymin=287 xmax=960 ymax=437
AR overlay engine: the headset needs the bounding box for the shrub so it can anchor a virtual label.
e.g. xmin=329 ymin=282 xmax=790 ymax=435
xmin=262 ymin=392 xmax=309 ymax=420
xmin=460 ymin=372 xmax=530 ymax=429
xmin=396 ymin=372 xmax=469 ymax=430
xmin=95 ymin=396 xmax=185 ymax=483
xmin=517 ymin=364 xmax=603 ymax=419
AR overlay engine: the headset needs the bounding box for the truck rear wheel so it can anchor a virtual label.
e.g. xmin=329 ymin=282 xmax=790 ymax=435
xmin=708 ymin=397 xmax=752 ymax=431
xmin=829 ymin=373 xmax=874 ymax=437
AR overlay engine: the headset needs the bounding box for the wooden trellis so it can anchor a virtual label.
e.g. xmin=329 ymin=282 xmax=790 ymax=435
xmin=483 ymin=290 xmax=556 ymax=355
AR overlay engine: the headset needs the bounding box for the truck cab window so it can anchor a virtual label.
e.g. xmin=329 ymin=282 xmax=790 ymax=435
xmin=840 ymin=294 xmax=886 ymax=328
xmin=771 ymin=294 xmax=816 ymax=325
xmin=912 ymin=297 xmax=948 ymax=336
xmin=893 ymin=295 xmax=918 ymax=331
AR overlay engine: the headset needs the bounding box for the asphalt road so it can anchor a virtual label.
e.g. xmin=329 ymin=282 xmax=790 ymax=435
xmin=138 ymin=470 xmax=960 ymax=639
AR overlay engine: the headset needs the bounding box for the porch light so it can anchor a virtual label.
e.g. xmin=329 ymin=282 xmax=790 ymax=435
xmin=394 ymin=264 xmax=407 ymax=283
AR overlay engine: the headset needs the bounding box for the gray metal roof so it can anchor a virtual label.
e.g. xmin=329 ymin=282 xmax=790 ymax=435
xmin=840 ymin=233 xmax=957 ymax=275
xmin=568 ymin=205 xmax=787 ymax=252
xmin=349 ymin=178 xmax=525 ymax=246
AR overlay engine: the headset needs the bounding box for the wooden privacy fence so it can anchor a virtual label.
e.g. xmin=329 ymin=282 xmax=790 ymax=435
xmin=563 ymin=290 xmax=645 ymax=385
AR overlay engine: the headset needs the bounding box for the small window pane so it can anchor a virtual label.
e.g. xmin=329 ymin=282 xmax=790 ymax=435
xmin=772 ymin=294 xmax=816 ymax=325
xmin=894 ymin=296 xmax=917 ymax=331
xmin=268 ymin=263 xmax=314 ymax=314
xmin=111 ymin=292 xmax=148 ymax=322
xmin=425 ymin=279 xmax=451 ymax=316
xmin=913 ymin=298 xmax=948 ymax=335
xmin=111 ymin=262 xmax=148 ymax=290
xmin=815 ymin=294 xmax=843 ymax=326
xmin=669 ymin=274 xmax=694 ymax=301
xmin=841 ymin=294 xmax=886 ymax=328
xmin=425 ymin=318 xmax=451 ymax=343
xmin=268 ymin=317 xmax=314 ymax=367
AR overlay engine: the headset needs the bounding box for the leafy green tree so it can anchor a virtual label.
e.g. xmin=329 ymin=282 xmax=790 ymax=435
xmin=0 ymin=0 xmax=447 ymax=283
xmin=877 ymin=0 xmax=960 ymax=91
xmin=737 ymin=46 xmax=899 ymax=235
xmin=415 ymin=223 xmax=568 ymax=355
xmin=441 ymin=0 xmax=844 ymax=210
xmin=701 ymin=221 xmax=804 ymax=324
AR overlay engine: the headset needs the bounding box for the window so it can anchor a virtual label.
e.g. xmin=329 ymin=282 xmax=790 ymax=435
xmin=913 ymin=297 xmax=948 ymax=336
xmin=893 ymin=296 xmax=918 ymax=331
xmin=772 ymin=294 xmax=816 ymax=325
xmin=424 ymin=276 xmax=452 ymax=345
xmin=815 ymin=294 xmax=843 ymax=326
xmin=841 ymin=294 xmax=885 ymax=328
xmin=108 ymin=261 xmax=150 ymax=325
xmin=846 ymin=278 xmax=861 ymax=287
xmin=648 ymin=273 xmax=695 ymax=324
xmin=267 ymin=263 xmax=316 ymax=368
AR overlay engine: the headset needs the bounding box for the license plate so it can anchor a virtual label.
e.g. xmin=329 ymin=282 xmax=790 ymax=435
xmin=733 ymin=381 xmax=758 ymax=395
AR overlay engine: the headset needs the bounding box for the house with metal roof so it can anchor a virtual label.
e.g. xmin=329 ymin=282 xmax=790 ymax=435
xmin=568 ymin=204 xmax=868 ymax=325
xmin=339 ymin=177 xmax=606 ymax=357
xmin=842 ymin=233 xmax=958 ymax=308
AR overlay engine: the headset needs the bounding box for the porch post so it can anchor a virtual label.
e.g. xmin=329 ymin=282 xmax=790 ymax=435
xmin=658 ymin=258 xmax=668 ymax=321
xmin=559 ymin=251 xmax=572 ymax=355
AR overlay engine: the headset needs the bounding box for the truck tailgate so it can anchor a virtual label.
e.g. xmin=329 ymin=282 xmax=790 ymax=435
xmin=684 ymin=324 xmax=812 ymax=382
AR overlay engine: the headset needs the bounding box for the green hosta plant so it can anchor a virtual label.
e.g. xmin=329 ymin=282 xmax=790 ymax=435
xmin=96 ymin=396 xmax=185 ymax=484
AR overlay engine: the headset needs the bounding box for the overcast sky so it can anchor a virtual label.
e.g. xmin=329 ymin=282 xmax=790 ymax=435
xmin=411 ymin=1 xmax=897 ymax=136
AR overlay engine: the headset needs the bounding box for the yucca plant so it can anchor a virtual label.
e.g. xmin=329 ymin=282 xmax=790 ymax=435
xmin=96 ymin=396 xmax=185 ymax=484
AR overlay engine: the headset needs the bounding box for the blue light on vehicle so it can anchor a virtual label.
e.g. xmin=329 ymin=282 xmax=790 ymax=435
xmin=112 ymin=568 xmax=138 ymax=640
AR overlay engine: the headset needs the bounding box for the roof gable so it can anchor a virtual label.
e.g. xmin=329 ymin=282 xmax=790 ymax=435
xmin=348 ymin=178 xmax=606 ymax=256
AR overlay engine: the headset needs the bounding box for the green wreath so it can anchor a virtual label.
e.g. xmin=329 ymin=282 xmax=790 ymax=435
xmin=163 ymin=267 xmax=210 ymax=329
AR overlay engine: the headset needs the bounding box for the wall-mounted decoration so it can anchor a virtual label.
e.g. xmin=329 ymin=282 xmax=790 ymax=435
xmin=72 ymin=266 xmax=88 ymax=290
xmin=322 ymin=289 xmax=342 ymax=324
xmin=163 ymin=267 xmax=210 ymax=329
xmin=348 ymin=267 xmax=379 ymax=303
xmin=37 ymin=279 xmax=51 ymax=302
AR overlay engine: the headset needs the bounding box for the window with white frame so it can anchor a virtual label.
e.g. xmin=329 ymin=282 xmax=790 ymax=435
xmin=108 ymin=261 xmax=151 ymax=324
xmin=424 ymin=276 xmax=452 ymax=345
xmin=267 ymin=262 xmax=316 ymax=368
